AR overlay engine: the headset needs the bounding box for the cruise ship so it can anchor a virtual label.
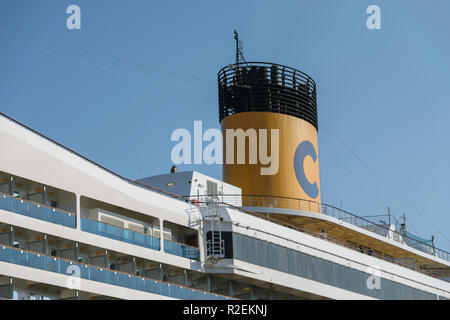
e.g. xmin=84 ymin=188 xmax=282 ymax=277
xmin=0 ymin=42 xmax=449 ymax=300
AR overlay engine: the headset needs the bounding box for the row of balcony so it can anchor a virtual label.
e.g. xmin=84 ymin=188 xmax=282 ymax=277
xmin=0 ymin=192 xmax=76 ymax=228
xmin=0 ymin=191 xmax=200 ymax=261
xmin=0 ymin=244 xmax=228 ymax=300
xmin=80 ymin=217 xmax=200 ymax=260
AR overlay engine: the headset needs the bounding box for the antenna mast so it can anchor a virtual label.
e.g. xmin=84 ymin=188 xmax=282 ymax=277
xmin=234 ymin=30 xmax=247 ymax=65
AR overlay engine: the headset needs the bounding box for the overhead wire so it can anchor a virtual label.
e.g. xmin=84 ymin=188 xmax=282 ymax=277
xmin=1 ymin=23 xmax=447 ymax=246
xmin=326 ymin=129 xmax=450 ymax=245
xmin=0 ymin=34 xmax=209 ymax=91
xmin=0 ymin=23 xmax=215 ymax=85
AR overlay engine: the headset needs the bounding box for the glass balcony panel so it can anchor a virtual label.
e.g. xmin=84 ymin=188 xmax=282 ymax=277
xmin=161 ymin=283 xmax=170 ymax=297
xmin=112 ymin=272 xmax=134 ymax=289
xmin=147 ymin=236 xmax=160 ymax=251
xmin=12 ymin=249 xmax=28 ymax=266
xmin=1 ymin=244 xmax=230 ymax=300
xmin=80 ymin=218 xmax=160 ymax=253
xmin=59 ymin=259 xmax=72 ymax=276
xmin=0 ymin=246 xmax=11 ymax=262
xmin=104 ymin=224 xmax=123 ymax=241
xmin=46 ymin=256 xmax=59 ymax=273
xmin=194 ymin=290 xmax=207 ymax=300
xmin=134 ymin=277 xmax=147 ymax=291
xmin=164 ymin=240 xmax=199 ymax=261
xmin=28 ymin=252 xmax=46 ymax=269
xmin=131 ymin=231 xmax=145 ymax=247
xmin=89 ymin=267 xmax=107 ymax=283
xmin=79 ymin=264 xmax=89 ymax=279
xmin=0 ymin=193 xmax=76 ymax=228
xmin=172 ymin=285 xmax=187 ymax=300
xmin=0 ymin=195 xmax=12 ymax=211
xmin=148 ymin=279 xmax=163 ymax=295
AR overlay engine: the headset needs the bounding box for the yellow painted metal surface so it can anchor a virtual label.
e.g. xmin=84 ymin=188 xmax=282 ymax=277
xmin=221 ymin=112 xmax=321 ymax=211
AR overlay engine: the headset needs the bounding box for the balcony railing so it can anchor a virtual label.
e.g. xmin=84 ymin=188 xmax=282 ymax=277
xmin=81 ymin=217 xmax=200 ymax=261
xmin=0 ymin=191 xmax=76 ymax=228
xmin=164 ymin=240 xmax=200 ymax=261
xmin=187 ymin=194 xmax=450 ymax=265
xmin=0 ymin=244 xmax=230 ymax=300
xmin=80 ymin=217 xmax=160 ymax=251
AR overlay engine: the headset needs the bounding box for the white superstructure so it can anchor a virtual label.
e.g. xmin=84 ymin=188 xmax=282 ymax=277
xmin=0 ymin=113 xmax=449 ymax=300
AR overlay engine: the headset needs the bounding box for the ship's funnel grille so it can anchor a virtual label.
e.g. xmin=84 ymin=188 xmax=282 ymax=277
xmin=218 ymin=62 xmax=318 ymax=130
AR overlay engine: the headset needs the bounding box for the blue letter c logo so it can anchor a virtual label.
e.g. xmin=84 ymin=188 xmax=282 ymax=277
xmin=294 ymin=140 xmax=319 ymax=199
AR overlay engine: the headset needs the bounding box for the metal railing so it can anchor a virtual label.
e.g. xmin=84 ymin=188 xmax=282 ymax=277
xmin=0 ymin=191 xmax=76 ymax=228
xmin=218 ymin=62 xmax=318 ymax=129
xmin=81 ymin=217 xmax=200 ymax=261
xmin=0 ymin=243 xmax=230 ymax=300
xmin=80 ymin=217 xmax=160 ymax=251
xmin=164 ymin=239 xmax=200 ymax=261
xmin=206 ymin=239 xmax=225 ymax=258
xmin=2 ymin=112 xmax=448 ymax=269
xmin=187 ymin=194 xmax=450 ymax=264
xmin=198 ymin=200 xmax=449 ymax=281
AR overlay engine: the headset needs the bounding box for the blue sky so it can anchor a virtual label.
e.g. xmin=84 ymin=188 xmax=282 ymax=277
xmin=1 ymin=0 xmax=450 ymax=251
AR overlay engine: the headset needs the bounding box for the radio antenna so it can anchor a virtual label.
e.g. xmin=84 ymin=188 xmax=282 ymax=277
xmin=234 ymin=30 xmax=247 ymax=66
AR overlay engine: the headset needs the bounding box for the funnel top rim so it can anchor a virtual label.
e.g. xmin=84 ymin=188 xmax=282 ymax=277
xmin=218 ymin=61 xmax=318 ymax=129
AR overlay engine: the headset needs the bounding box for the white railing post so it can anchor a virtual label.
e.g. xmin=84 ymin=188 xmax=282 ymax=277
xmin=76 ymin=194 xmax=81 ymax=230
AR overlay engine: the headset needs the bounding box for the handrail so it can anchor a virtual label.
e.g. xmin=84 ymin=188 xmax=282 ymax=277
xmin=0 ymin=188 xmax=197 ymax=251
xmin=0 ymin=242 xmax=231 ymax=299
xmin=2 ymin=112 xmax=448 ymax=263
xmin=81 ymin=215 xmax=160 ymax=239
xmin=218 ymin=62 xmax=318 ymax=128
xmin=187 ymin=194 xmax=450 ymax=264
xmin=81 ymin=216 xmax=200 ymax=251
xmin=0 ymin=191 xmax=76 ymax=216
xmin=192 ymin=200 xmax=450 ymax=280
xmin=163 ymin=238 xmax=200 ymax=251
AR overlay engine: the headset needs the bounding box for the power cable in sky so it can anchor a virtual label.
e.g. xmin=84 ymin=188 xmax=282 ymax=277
xmin=0 ymin=23 xmax=215 ymax=85
xmin=326 ymin=130 xmax=450 ymax=245
xmin=0 ymin=35 xmax=209 ymax=91
xmin=1 ymin=23 xmax=447 ymax=247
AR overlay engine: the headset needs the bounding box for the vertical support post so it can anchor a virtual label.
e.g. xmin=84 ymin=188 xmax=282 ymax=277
xmin=42 ymin=186 xmax=47 ymax=206
xmin=268 ymin=288 xmax=274 ymax=300
xmin=43 ymin=234 xmax=48 ymax=255
xmin=388 ymin=206 xmax=391 ymax=225
xmin=132 ymin=257 xmax=137 ymax=274
xmin=104 ymin=250 xmax=109 ymax=268
xmin=9 ymin=277 xmax=13 ymax=300
xmin=431 ymin=235 xmax=435 ymax=256
xmin=75 ymin=242 xmax=79 ymax=262
xmin=8 ymin=176 xmax=14 ymax=195
xmin=402 ymin=213 xmax=407 ymax=239
xmin=160 ymin=219 xmax=164 ymax=253
xmin=76 ymin=194 xmax=81 ymax=230
xmin=183 ymin=269 xmax=188 ymax=286
xmin=9 ymin=226 xmax=14 ymax=246
xmin=228 ymin=281 xmax=234 ymax=297
xmin=206 ymin=275 xmax=212 ymax=292
xmin=159 ymin=263 xmax=163 ymax=281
